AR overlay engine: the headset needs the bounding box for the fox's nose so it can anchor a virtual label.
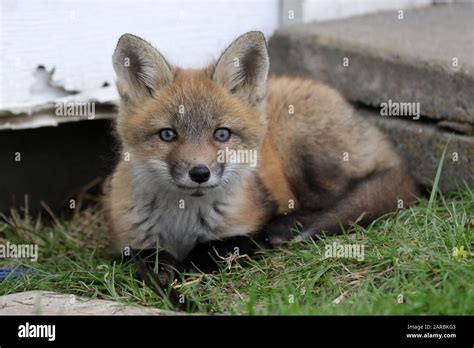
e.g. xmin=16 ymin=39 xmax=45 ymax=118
xmin=189 ymin=165 xmax=210 ymax=184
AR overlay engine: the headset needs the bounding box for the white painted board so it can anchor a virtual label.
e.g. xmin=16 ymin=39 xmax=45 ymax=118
xmin=0 ymin=0 xmax=279 ymax=112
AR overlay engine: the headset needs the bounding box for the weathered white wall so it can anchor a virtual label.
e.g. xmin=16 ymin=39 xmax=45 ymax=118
xmin=0 ymin=0 xmax=279 ymax=111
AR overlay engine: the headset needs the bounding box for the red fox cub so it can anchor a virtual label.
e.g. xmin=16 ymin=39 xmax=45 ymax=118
xmin=104 ymin=31 xmax=417 ymax=262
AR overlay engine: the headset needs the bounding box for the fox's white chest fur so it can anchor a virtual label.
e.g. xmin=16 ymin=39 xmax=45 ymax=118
xmin=127 ymin=164 xmax=251 ymax=260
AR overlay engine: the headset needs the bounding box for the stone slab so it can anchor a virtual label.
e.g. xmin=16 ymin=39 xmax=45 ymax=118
xmin=269 ymin=3 xmax=474 ymax=124
xmin=0 ymin=291 xmax=178 ymax=315
xmin=358 ymin=107 xmax=474 ymax=192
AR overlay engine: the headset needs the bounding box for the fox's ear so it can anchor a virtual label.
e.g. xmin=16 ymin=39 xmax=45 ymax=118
xmin=113 ymin=34 xmax=173 ymax=105
xmin=213 ymin=31 xmax=269 ymax=109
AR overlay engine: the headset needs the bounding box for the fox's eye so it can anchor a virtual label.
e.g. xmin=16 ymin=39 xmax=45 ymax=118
xmin=159 ymin=128 xmax=177 ymax=142
xmin=214 ymin=128 xmax=231 ymax=142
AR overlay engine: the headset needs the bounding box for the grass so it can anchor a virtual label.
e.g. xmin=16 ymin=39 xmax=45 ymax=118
xmin=1 ymin=184 xmax=473 ymax=315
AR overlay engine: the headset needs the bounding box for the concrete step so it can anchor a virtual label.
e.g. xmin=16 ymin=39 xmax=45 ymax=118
xmin=358 ymin=107 xmax=474 ymax=192
xmin=269 ymin=2 xmax=474 ymax=124
xmin=268 ymin=3 xmax=473 ymax=192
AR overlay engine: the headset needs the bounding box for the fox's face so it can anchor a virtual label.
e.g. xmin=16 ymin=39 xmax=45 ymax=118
xmin=112 ymin=32 xmax=269 ymax=196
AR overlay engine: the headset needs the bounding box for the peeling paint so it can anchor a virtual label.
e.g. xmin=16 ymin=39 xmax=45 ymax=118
xmin=30 ymin=65 xmax=78 ymax=99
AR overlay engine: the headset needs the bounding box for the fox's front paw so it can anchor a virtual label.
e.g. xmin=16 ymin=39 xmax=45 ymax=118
xmin=130 ymin=249 xmax=193 ymax=310
xmin=260 ymin=214 xmax=301 ymax=248
xmin=185 ymin=236 xmax=263 ymax=273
